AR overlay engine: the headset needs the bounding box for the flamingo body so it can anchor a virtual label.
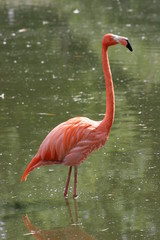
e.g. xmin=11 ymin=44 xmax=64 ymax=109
xmin=21 ymin=117 xmax=107 ymax=181
xmin=21 ymin=33 xmax=133 ymax=197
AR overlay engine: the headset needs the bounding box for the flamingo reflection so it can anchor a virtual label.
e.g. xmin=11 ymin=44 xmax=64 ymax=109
xmin=22 ymin=199 xmax=97 ymax=240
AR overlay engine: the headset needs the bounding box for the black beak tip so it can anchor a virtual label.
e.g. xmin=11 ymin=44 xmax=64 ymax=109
xmin=126 ymin=39 xmax=133 ymax=52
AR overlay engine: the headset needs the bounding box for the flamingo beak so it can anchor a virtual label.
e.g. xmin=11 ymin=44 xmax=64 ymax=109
xmin=113 ymin=35 xmax=133 ymax=52
xmin=126 ymin=39 xmax=133 ymax=52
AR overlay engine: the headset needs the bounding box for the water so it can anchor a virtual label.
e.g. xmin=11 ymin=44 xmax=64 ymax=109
xmin=0 ymin=1 xmax=160 ymax=239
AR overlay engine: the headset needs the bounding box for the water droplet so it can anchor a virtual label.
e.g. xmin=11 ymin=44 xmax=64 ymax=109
xmin=18 ymin=28 xmax=27 ymax=33
xmin=0 ymin=93 xmax=5 ymax=99
xmin=52 ymin=74 xmax=56 ymax=79
xmin=128 ymin=9 xmax=133 ymax=12
xmin=49 ymin=169 xmax=54 ymax=172
xmin=126 ymin=24 xmax=131 ymax=28
xmin=73 ymin=9 xmax=80 ymax=14
xmin=42 ymin=21 xmax=49 ymax=25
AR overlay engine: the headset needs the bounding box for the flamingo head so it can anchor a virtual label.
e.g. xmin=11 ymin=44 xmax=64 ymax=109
xmin=102 ymin=33 xmax=133 ymax=52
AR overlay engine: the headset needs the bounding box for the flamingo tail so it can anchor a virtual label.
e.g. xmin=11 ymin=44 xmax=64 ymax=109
xmin=21 ymin=154 xmax=41 ymax=182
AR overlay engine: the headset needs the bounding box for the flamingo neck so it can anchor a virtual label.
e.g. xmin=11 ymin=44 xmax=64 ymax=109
xmin=100 ymin=45 xmax=115 ymax=133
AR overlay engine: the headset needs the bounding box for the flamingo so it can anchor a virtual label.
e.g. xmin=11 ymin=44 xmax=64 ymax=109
xmin=21 ymin=33 xmax=133 ymax=198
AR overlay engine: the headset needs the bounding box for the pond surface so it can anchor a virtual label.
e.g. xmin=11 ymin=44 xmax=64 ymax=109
xmin=0 ymin=0 xmax=160 ymax=239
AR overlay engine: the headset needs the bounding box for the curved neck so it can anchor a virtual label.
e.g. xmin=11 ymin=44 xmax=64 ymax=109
xmin=100 ymin=45 xmax=115 ymax=132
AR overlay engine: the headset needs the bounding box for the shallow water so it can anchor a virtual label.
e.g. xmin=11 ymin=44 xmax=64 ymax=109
xmin=0 ymin=1 xmax=160 ymax=239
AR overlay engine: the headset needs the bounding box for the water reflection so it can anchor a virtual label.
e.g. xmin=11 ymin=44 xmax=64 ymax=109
xmin=23 ymin=199 xmax=96 ymax=240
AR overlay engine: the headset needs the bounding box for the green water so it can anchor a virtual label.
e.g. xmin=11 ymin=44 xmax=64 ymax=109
xmin=0 ymin=1 xmax=160 ymax=239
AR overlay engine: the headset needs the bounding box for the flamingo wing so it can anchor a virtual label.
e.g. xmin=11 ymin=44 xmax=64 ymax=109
xmin=21 ymin=117 xmax=99 ymax=181
xmin=38 ymin=117 xmax=99 ymax=165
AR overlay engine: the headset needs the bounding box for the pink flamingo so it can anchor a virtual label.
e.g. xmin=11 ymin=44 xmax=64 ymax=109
xmin=21 ymin=33 xmax=133 ymax=198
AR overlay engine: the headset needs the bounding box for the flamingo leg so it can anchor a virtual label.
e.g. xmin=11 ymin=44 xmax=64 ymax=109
xmin=73 ymin=166 xmax=77 ymax=198
xmin=64 ymin=166 xmax=72 ymax=198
